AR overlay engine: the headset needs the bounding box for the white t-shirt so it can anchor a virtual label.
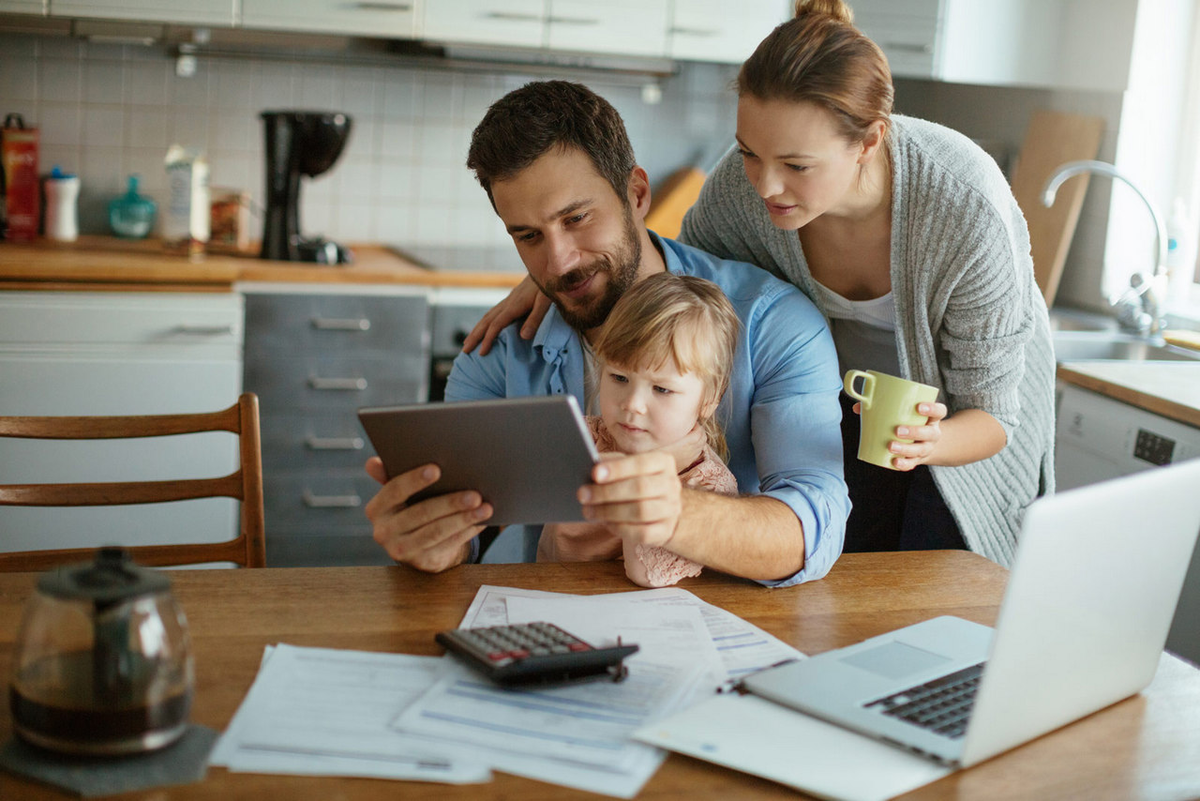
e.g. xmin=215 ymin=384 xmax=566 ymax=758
xmin=809 ymin=281 xmax=902 ymax=379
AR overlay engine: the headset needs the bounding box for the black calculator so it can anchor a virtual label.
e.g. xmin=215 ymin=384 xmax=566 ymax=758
xmin=435 ymin=621 xmax=639 ymax=686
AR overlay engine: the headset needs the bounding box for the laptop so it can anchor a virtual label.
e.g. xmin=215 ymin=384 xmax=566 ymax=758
xmin=742 ymin=458 xmax=1200 ymax=768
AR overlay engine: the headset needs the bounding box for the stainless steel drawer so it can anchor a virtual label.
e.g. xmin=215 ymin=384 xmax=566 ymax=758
xmin=259 ymin=413 xmax=373 ymax=472
xmin=247 ymin=353 xmax=427 ymax=411
xmin=263 ymin=471 xmax=379 ymax=531
xmin=245 ymin=293 xmax=428 ymax=355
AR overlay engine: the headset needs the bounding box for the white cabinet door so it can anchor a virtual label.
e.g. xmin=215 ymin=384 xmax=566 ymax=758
xmin=0 ymin=1 xmax=46 ymax=13
xmin=49 ymin=0 xmax=236 ymax=26
xmin=423 ymin=0 xmax=546 ymax=48
xmin=853 ymin=0 xmax=1135 ymax=91
xmin=668 ymin=0 xmax=789 ymax=64
xmin=546 ymin=0 xmax=668 ymax=58
xmin=241 ymin=0 xmax=420 ymax=38
xmin=0 ymin=291 xmax=244 ymax=557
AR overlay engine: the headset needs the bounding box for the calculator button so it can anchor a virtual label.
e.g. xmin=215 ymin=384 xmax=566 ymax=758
xmin=568 ymin=642 xmax=590 ymax=652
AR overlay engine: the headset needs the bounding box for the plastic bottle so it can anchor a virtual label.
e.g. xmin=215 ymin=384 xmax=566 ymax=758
xmin=1166 ymin=198 xmax=1196 ymax=300
xmin=43 ymin=165 xmax=80 ymax=242
xmin=108 ymin=175 xmax=157 ymax=239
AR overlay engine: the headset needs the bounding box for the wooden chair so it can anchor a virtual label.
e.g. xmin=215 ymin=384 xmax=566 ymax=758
xmin=0 ymin=393 xmax=265 ymax=571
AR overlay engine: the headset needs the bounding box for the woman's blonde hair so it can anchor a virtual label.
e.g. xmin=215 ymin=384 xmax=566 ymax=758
xmin=738 ymin=0 xmax=894 ymax=147
xmin=592 ymin=272 xmax=740 ymax=461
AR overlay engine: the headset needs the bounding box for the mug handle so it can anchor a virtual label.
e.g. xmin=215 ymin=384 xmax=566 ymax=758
xmin=843 ymin=370 xmax=874 ymax=409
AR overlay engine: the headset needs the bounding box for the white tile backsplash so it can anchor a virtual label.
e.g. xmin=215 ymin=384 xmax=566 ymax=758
xmin=2 ymin=32 xmax=740 ymax=247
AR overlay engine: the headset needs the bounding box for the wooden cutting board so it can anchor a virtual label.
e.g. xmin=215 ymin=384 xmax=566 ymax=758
xmin=1010 ymin=110 xmax=1105 ymax=306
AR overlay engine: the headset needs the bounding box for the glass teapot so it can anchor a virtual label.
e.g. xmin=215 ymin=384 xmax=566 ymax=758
xmin=9 ymin=547 xmax=194 ymax=755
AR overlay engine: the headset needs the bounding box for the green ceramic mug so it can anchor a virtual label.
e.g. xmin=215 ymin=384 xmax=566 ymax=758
xmin=843 ymin=369 xmax=940 ymax=470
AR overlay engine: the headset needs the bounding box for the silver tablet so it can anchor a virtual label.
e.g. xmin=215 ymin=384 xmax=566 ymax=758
xmin=357 ymin=395 xmax=600 ymax=525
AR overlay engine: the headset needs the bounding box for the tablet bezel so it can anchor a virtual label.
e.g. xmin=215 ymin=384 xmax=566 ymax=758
xmin=357 ymin=395 xmax=600 ymax=525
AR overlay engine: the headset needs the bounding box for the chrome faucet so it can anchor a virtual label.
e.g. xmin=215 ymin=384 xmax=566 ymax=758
xmin=1041 ymin=159 xmax=1168 ymax=336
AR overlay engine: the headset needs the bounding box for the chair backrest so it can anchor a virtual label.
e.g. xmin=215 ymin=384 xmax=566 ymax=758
xmin=0 ymin=393 xmax=265 ymax=571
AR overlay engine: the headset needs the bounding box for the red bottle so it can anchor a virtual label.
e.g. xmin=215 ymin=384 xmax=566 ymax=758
xmin=2 ymin=113 xmax=40 ymax=242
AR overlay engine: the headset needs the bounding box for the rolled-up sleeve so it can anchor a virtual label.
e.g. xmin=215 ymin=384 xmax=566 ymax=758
xmin=742 ymin=285 xmax=849 ymax=587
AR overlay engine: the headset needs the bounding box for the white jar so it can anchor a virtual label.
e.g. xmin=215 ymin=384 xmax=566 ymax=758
xmin=44 ymin=167 xmax=80 ymax=242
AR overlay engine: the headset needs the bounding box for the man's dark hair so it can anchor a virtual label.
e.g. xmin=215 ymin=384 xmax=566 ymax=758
xmin=467 ymin=80 xmax=636 ymax=208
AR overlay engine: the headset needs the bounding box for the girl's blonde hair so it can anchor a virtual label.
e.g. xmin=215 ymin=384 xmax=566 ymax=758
xmin=738 ymin=0 xmax=894 ymax=148
xmin=592 ymin=272 xmax=740 ymax=461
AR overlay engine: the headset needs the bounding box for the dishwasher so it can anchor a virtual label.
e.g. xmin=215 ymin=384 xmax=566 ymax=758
xmin=1056 ymin=381 xmax=1200 ymax=666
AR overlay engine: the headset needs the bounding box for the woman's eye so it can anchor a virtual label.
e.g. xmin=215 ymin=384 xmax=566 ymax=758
xmin=737 ymin=148 xmax=755 ymax=160
xmin=786 ymin=163 xmax=809 ymax=173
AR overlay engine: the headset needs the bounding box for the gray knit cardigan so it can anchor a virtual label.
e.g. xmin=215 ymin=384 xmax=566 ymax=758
xmin=679 ymin=115 xmax=1056 ymax=566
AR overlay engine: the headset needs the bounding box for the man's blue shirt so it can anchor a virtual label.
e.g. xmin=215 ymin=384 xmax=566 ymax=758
xmin=447 ymin=232 xmax=849 ymax=586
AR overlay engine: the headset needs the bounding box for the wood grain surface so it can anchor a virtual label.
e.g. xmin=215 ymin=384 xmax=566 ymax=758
xmin=2 ymin=554 xmax=1198 ymax=800
xmin=0 ymin=237 xmax=524 ymax=289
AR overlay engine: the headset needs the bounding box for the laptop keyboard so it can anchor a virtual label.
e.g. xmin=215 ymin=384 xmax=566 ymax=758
xmin=863 ymin=662 xmax=985 ymax=739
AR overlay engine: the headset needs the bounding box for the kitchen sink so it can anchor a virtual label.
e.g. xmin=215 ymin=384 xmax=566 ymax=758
xmin=1048 ymin=308 xmax=1118 ymax=333
xmin=1052 ymin=331 xmax=1200 ymax=362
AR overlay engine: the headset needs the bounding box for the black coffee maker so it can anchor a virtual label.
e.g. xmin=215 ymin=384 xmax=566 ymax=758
xmin=260 ymin=110 xmax=353 ymax=264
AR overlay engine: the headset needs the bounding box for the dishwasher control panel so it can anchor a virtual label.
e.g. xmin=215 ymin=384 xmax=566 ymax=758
xmin=1134 ymin=429 xmax=1177 ymax=466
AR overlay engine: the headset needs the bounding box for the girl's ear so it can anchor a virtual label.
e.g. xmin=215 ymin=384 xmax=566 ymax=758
xmin=699 ymin=393 xmax=720 ymax=422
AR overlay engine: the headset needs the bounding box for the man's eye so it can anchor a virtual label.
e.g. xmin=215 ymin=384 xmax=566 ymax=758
xmin=566 ymin=213 xmax=587 ymax=225
xmin=515 ymin=231 xmax=538 ymax=243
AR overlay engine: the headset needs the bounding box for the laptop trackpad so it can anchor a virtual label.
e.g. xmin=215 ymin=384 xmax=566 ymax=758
xmin=840 ymin=641 xmax=951 ymax=680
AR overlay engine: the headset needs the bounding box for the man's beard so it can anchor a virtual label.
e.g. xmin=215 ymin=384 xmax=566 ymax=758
xmin=535 ymin=208 xmax=642 ymax=332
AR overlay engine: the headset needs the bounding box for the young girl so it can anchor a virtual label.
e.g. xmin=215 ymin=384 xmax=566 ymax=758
xmin=537 ymin=272 xmax=741 ymax=587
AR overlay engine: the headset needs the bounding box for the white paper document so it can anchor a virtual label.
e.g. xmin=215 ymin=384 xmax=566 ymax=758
xmin=391 ymin=590 xmax=712 ymax=798
xmin=209 ymin=643 xmax=489 ymax=784
xmin=633 ymin=692 xmax=953 ymax=801
xmin=463 ymin=584 xmax=805 ymax=685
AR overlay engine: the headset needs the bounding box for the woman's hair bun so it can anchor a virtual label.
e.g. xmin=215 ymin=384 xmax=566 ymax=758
xmin=794 ymin=0 xmax=854 ymax=25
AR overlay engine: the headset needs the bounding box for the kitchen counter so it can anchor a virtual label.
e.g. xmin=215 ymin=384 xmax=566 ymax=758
xmin=0 ymin=237 xmax=525 ymax=290
xmin=1057 ymin=361 xmax=1200 ymax=429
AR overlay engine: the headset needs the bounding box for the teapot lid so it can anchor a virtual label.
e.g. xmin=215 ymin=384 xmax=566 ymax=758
xmin=37 ymin=547 xmax=171 ymax=607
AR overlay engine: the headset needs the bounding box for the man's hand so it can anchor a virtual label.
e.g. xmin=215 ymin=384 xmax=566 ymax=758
xmin=578 ymin=452 xmax=682 ymax=548
xmin=364 ymin=457 xmax=493 ymax=572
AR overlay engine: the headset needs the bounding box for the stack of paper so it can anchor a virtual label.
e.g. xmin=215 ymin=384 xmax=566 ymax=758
xmin=211 ymin=585 xmax=806 ymax=798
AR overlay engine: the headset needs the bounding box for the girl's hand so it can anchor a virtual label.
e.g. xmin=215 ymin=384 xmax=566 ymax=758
xmin=460 ymin=276 xmax=550 ymax=356
xmin=888 ymin=401 xmax=948 ymax=471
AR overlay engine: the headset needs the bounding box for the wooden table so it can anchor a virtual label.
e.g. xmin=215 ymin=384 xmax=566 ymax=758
xmin=2 ymin=553 xmax=1199 ymax=800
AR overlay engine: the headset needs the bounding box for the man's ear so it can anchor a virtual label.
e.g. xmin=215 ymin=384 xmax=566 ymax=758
xmin=628 ymin=166 xmax=652 ymax=221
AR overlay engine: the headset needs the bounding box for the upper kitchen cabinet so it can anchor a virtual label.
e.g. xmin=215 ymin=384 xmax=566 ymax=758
xmin=240 ymin=0 xmax=420 ymax=39
xmin=424 ymin=0 xmax=548 ymax=49
xmin=0 ymin=1 xmax=46 ymax=14
xmin=853 ymin=0 xmax=1137 ymax=92
xmin=668 ymin=0 xmax=789 ymax=64
xmin=49 ymin=0 xmax=236 ymax=27
xmin=423 ymin=0 xmax=671 ymax=58
xmin=544 ymin=1 xmax=668 ymax=58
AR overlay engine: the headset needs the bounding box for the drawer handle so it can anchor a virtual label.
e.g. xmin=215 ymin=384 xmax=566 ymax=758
xmin=669 ymin=27 xmax=718 ymax=37
xmin=303 ymin=490 xmax=363 ymax=508
xmin=172 ymin=324 xmax=236 ymax=335
xmin=306 ymin=435 xmax=365 ymax=451
xmin=351 ymin=1 xmax=411 ymax=10
xmin=546 ymin=15 xmax=599 ymax=25
xmin=883 ymin=42 xmax=933 ymax=54
xmin=309 ymin=376 xmax=368 ymax=391
xmin=482 ymin=11 xmax=542 ymax=21
xmin=312 ymin=317 xmax=371 ymax=331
